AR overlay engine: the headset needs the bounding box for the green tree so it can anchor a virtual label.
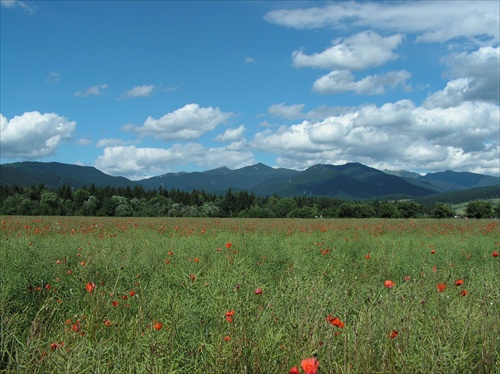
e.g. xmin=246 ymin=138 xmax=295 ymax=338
xmin=432 ymin=203 xmax=455 ymax=219
xmin=465 ymin=200 xmax=493 ymax=219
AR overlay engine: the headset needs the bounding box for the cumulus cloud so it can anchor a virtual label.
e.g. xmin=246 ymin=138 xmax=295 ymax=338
xmin=122 ymin=103 xmax=234 ymax=142
xmin=425 ymin=46 xmax=500 ymax=108
xmin=293 ymin=31 xmax=404 ymax=70
xmin=215 ymin=125 xmax=246 ymax=142
xmin=75 ymin=84 xmax=109 ymax=97
xmin=244 ymin=56 xmax=256 ymax=64
xmin=251 ymin=100 xmax=499 ymax=176
xmin=0 ymin=111 xmax=76 ymax=158
xmin=265 ymin=1 xmax=499 ymax=45
xmin=313 ymin=70 xmax=411 ymax=95
xmin=95 ymin=143 xmax=255 ymax=180
xmin=119 ymin=84 xmax=155 ymax=99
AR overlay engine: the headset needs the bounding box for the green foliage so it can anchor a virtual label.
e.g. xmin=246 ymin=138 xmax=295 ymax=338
xmin=465 ymin=200 xmax=493 ymax=219
xmin=432 ymin=202 xmax=455 ymax=219
xmin=1 ymin=217 xmax=498 ymax=373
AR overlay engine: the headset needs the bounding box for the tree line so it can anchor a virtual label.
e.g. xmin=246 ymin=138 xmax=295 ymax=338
xmin=0 ymin=183 xmax=498 ymax=219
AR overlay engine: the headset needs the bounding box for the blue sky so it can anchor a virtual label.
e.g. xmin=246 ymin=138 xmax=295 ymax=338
xmin=1 ymin=1 xmax=499 ymax=180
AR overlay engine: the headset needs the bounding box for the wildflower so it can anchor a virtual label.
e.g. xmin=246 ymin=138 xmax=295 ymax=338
xmin=226 ymin=242 xmax=232 ymax=249
xmin=71 ymin=322 xmax=81 ymax=333
xmin=168 ymin=251 xmax=173 ymax=256
xmin=189 ymin=274 xmax=196 ymax=282
xmin=326 ymin=315 xmax=344 ymax=328
xmin=85 ymin=282 xmax=96 ymax=293
xmin=224 ymin=335 xmax=231 ymax=342
xmin=194 ymin=257 xmax=199 ymax=263
xmin=431 ymin=249 xmax=436 ymax=254
xmin=112 ymin=300 xmax=119 ymax=307
xmin=225 ymin=310 xmax=235 ymax=323
xmin=461 ymin=290 xmax=468 ymax=296
xmin=153 ymin=322 xmax=163 ymax=331
xmin=454 ymin=279 xmax=464 ymax=286
xmin=365 ymin=254 xmax=370 ymax=259
xmin=404 ymin=275 xmax=411 ymax=281
xmin=289 ymin=367 xmax=300 ymax=374
xmin=301 ymin=357 xmax=320 ymax=374
xmin=129 ymin=290 xmax=135 ymax=297
xmin=49 ymin=342 xmax=63 ymax=350
xmin=255 ymin=287 xmax=263 ymax=295
xmin=492 ymin=251 xmax=499 ymax=257
xmin=104 ymin=319 xmax=112 ymax=326
xmin=437 ymin=283 xmax=447 ymax=292
xmin=384 ymin=280 xmax=395 ymax=289
xmin=389 ymin=330 xmax=398 ymax=339
xmin=165 ymin=259 xmax=171 ymax=264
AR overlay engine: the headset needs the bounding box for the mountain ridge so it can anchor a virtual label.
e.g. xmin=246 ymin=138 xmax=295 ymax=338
xmin=0 ymin=161 xmax=498 ymax=200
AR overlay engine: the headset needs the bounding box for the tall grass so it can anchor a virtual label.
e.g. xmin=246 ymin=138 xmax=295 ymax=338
xmin=1 ymin=217 xmax=499 ymax=373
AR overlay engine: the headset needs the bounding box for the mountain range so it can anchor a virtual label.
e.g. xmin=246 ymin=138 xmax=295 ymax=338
xmin=0 ymin=161 xmax=498 ymax=200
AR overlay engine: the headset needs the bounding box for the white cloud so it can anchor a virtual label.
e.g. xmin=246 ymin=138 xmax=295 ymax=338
xmin=119 ymin=84 xmax=155 ymax=99
xmin=75 ymin=84 xmax=109 ymax=97
xmin=268 ymin=103 xmax=305 ymax=120
xmin=122 ymin=103 xmax=234 ymax=141
xmin=425 ymin=46 xmax=500 ymax=108
xmin=293 ymin=31 xmax=404 ymax=70
xmin=1 ymin=0 xmax=36 ymax=14
xmin=267 ymin=103 xmax=357 ymax=121
xmin=0 ymin=111 xmax=76 ymax=158
xmin=46 ymin=72 xmax=61 ymax=83
xmin=215 ymin=125 xmax=246 ymax=142
xmin=95 ymin=143 xmax=255 ymax=180
xmin=76 ymin=138 xmax=92 ymax=146
xmin=313 ymin=70 xmax=411 ymax=95
xmin=251 ymin=100 xmax=499 ymax=176
xmin=265 ymin=1 xmax=499 ymax=45
xmin=244 ymin=56 xmax=256 ymax=64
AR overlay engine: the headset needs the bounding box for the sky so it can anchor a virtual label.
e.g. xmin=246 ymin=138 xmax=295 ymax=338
xmin=1 ymin=0 xmax=499 ymax=180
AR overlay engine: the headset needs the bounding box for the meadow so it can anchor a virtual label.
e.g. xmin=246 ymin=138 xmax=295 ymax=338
xmin=1 ymin=216 xmax=499 ymax=373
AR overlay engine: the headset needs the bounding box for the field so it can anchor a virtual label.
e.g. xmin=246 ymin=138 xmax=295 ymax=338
xmin=1 ymin=216 xmax=499 ymax=373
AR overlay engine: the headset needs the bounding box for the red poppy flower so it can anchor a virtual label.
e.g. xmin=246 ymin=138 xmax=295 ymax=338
xmin=85 ymin=282 xmax=96 ymax=293
xmin=289 ymin=367 xmax=300 ymax=374
xmin=112 ymin=300 xmax=119 ymax=307
xmin=461 ymin=290 xmax=468 ymax=296
xmin=71 ymin=322 xmax=81 ymax=333
xmin=226 ymin=242 xmax=232 ymax=249
xmin=430 ymin=250 xmax=436 ymax=254
xmin=153 ymin=322 xmax=162 ymax=331
xmin=255 ymin=287 xmax=263 ymax=295
xmin=492 ymin=251 xmax=499 ymax=257
xmin=365 ymin=254 xmax=370 ymax=259
xmin=437 ymin=283 xmax=447 ymax=292
xmin=129 ymin=290 xmax=135 ymax=297
xmin=301 ymin=357 xmax=320 ymax=374
xmin=50 ymin=342 xmax=63 ymax=350
xmin=194 ymin=257 xmax=199 ymax=263
xmin=104 ymin=319 xmax=112 ymax=326
xmin=384 ymin=280 xmax=395 ymax=289
xmin=225 ymin=310 xmax=234 ymax=323
xmin=224 ymin=335 xmax=231 ymax=342
xmin=389 ymin=330 xmax=398 ymax=339
xmin=404 ymin=275 xmax=411 ymax=281
xmin=454 ymin=279 xmax=464 ymax=286
xmin=326 ymin=315 xmax=344 ymax=328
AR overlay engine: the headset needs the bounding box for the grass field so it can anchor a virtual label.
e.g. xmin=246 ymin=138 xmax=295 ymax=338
xmin=1 ymin=216 xmax=499 ymax=373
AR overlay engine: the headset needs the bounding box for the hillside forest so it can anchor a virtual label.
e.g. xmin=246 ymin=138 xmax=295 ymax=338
xmin=0 ymin=183 xmax=498 ymax=219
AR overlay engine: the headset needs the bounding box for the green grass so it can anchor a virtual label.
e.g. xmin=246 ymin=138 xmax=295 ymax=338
xmin=1 ymin=217 xmax=499 ymax=373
